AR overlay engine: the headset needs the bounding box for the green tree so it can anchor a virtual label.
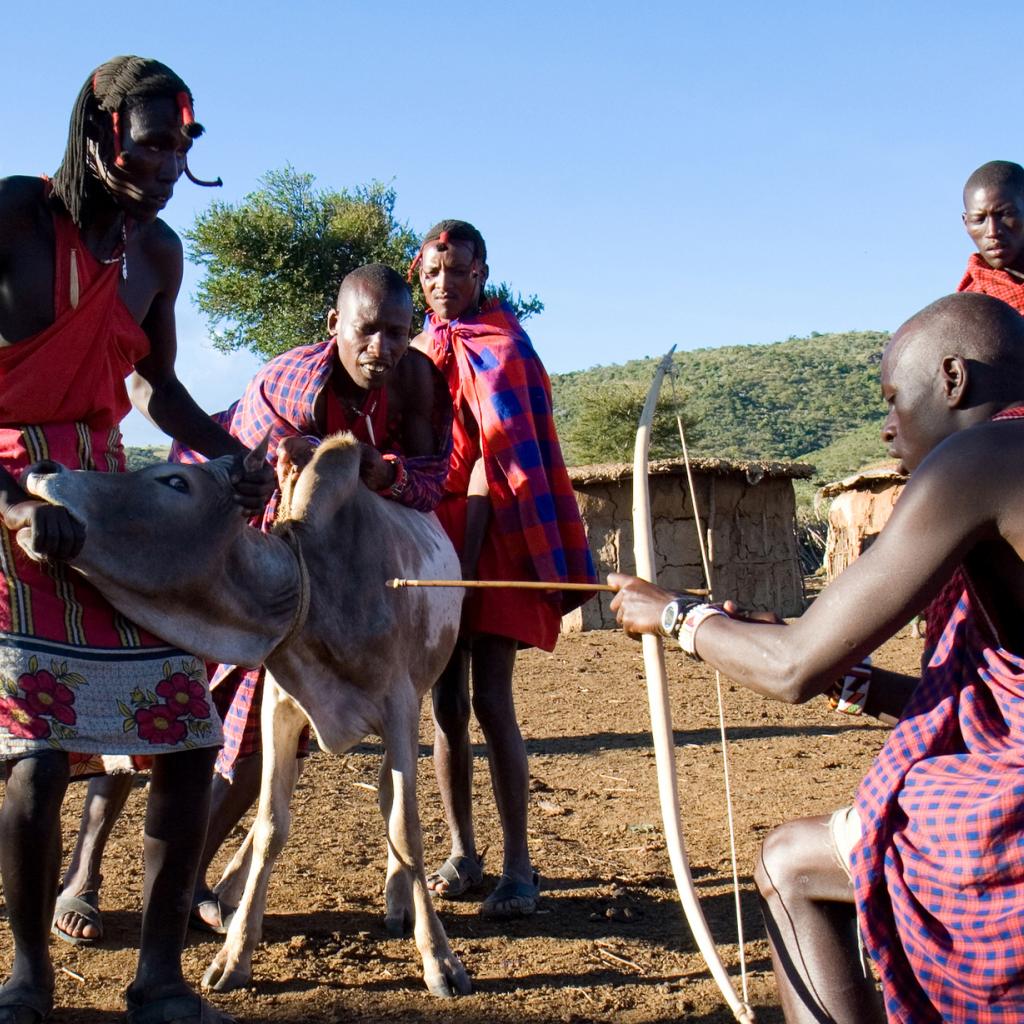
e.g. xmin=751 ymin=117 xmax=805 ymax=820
xmin=186 ymin=167 xmax=542 ymax=361
xmin=559 ymin=380 xmax=700 ymax=466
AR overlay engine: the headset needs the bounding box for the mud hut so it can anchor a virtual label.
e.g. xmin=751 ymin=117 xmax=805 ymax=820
xmin=564 ymin=456 xmax=812 ymax=631
xmin=818 ymin=466 xmax=907 ymax=580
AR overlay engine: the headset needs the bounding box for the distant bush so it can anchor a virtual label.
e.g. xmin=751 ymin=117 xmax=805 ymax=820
xmin=125 ymin=446 xmax=169 ymax=471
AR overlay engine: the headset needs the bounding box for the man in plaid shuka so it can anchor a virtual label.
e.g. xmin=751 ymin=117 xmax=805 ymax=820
xmin=610 ymin=292 xmax=1024 ymax=1022
xmin=410 ymin=220 xmax=597 ymax=920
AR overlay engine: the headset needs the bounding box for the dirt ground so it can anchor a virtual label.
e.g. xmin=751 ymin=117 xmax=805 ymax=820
xmin=16 ymin=625 xmax=925 ymax=1023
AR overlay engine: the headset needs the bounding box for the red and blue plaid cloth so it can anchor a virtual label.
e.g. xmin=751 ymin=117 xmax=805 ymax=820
xmin=854 ymin=584 xmax=1024 ymax=1022
xmin=424 ymin=301 xmax=597 ymax=613
xmin=173 ymin=340 xmax=452 ymax=522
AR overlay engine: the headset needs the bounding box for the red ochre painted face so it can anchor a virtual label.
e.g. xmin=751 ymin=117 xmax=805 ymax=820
xmin=92 ymin=95 xmax=192 ymax=223
xmin=328 ymin=283 xmax=413 ymax=391
xmin=963 ymin=185 xmax=1024 ymax=273
xmin=418 ymin=239 xmax=485 ymax=323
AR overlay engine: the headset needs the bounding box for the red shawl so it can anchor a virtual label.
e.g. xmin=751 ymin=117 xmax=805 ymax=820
xmin=957 ymin=254 xmax=1024 ymax=315
xmin=0 ymin=211 xmax=148 ymax=429
xmin=423 ymin=301 xmax=597 ymax=614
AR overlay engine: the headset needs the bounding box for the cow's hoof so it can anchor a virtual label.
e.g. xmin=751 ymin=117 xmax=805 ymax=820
xmin=202 ymin=956 xmax=252 ymax=993
xmin=384 ymin=908 xmax=412 ymax=938
xmin=424 ymin=955 xmax=472 ymax=998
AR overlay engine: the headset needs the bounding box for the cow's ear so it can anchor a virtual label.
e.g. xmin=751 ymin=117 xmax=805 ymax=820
xmin=244 ymin=433 xmax=272 ymax=473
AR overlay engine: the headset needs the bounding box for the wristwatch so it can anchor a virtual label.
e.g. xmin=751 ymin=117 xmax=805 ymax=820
xmin=659 ymin=599 xmax=686 ymax=639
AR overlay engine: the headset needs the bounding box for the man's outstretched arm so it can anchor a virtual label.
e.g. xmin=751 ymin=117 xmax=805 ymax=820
xmin=612 ymin=427 xmax=1006 ymax=704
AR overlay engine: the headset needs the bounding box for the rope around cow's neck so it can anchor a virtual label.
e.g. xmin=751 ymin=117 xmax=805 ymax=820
xmin=274 ymin=524 xmax=311 ymax=648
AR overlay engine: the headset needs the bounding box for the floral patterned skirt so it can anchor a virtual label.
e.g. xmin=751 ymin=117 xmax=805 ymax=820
xmin=0 ymin=423 xmax=222 ymax=761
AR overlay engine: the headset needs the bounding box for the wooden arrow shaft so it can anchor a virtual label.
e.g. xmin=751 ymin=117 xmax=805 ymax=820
xmin=387 ymin=578 xmax=709 ymax=596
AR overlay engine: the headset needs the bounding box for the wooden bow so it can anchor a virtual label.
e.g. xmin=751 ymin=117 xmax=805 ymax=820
xmin=632 ymin=348 xmax=755 ymax=1023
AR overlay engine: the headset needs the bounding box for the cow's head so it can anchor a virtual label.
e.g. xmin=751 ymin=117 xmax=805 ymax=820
xmin=20 ymin=446 xmax=302 ymax=668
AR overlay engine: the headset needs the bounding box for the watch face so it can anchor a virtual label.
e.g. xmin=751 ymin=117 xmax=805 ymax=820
xmin=661 ymin=600 xmax=680 ymax=637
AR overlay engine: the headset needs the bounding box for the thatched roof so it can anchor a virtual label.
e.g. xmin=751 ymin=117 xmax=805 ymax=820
xmin=817 ymin=465 xmax=907 ymax=500
xmin=568 ymin=456 xmax=815 ymax=487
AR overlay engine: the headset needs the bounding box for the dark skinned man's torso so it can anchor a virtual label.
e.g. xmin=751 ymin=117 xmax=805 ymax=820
xmin=0 ymin=175 xmax=178 ymax=353
xmin=311 ymin=347 xmax=440 ymax=457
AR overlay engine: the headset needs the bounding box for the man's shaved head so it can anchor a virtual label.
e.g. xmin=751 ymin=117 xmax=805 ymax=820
xmin=882 ymin=294 xmax=1024 ymax=471
xmin=329 ymin=264 xmax=413 ymax=391
xmin=963 ymin=161 xmax=1024 ymax=204
xmin=336 ymin=263 xmax=412 ymax=310
xmin=889 ymin=293 xmax=1024 ymax=420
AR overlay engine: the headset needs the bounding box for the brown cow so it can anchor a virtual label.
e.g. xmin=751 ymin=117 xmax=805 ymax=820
xmin=21 ymin=433 xmax=471 ymax=997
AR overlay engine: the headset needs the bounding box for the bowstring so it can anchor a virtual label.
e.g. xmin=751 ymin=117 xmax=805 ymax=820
xmin=668 ymin=366 xmax=750 ymax=1003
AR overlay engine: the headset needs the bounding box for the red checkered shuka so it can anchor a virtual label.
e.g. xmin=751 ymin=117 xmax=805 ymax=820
xmin=423 ymin=300 xmax=597 ymax=617
xmin=172 ymin=340 xmax=451 ymax=525
xmin=957 ymin=254 xmax=1024 ymax=315
xmin=853 ymin=584 xmax=1024 ymax=1022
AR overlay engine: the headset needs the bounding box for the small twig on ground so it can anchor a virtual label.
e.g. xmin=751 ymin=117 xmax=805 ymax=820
xmin=60 ymin=966 xmax=85 ymax=983
xmin=351 ymin=781 xmax=378 ymax=792
xmin=593 ymin=941 xmax=643 ymax=973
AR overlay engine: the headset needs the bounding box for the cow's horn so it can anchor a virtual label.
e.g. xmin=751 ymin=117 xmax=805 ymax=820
xmin=243 ymin=432 xmax=272 ymax=473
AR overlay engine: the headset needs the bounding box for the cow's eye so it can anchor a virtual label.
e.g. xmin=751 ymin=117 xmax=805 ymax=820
xmin=162 ymin=475 xmax=190 ymax=494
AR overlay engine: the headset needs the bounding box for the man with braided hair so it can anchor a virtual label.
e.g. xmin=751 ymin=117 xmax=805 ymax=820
xmin=411 ymin=220 xmax=597 ymax=918
xmin=0 ymin=56 xmax=271 ymax=1024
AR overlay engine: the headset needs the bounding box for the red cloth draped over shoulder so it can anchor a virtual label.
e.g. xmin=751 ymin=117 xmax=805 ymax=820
xmin=424 ymin=300 xmax=597 ymax=651
xmin=957 ymin=254 xmax=1024 ymax=315
xmin=0 ymin=202 xmax=220 ymax=773
xmin=0 ymin=204 xmax=149 ymax=430
xmin=852 ymin=410 xmax=1024 ymax=1022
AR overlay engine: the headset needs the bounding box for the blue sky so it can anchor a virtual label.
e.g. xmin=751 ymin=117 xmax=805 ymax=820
xmin=3 ymin=1 xmax=1019 ymax=445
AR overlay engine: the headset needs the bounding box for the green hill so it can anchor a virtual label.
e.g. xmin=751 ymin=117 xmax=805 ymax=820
xmin=551 ymin=329 xmax=890 ymax=502
xmin=125 ymin=445 xmax=170 ymax=470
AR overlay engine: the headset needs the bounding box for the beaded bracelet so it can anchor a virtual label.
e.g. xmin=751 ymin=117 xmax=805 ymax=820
xmin=832 ymin=657 xmax=873 ymax=716
xmin=377 ymin=454 xmax=409 ymax=499
xmin=678 ymin=603 xmax=729 ymax=658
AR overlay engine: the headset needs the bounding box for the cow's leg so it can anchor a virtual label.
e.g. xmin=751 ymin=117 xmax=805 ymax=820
xmin=214 ymin=749 xmax=307 ymax=913
xmin=380 ymin=690 xmax=471 ymax=997
xmin=212 ymin=819 xmax=255 ymax=911
xmin=202 ymin=675 xmax=307 ymax=993
xmin=195 ymin=753 xmax=263 ymax=926
xmin=378 ymin=753 xmax=413 ymax=938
